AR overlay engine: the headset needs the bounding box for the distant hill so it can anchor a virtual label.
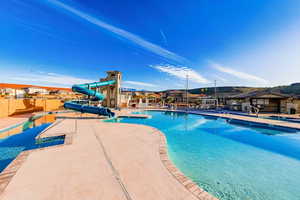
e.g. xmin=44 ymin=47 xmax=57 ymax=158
xmin=121 ymin=88 xmax=151 ymax=92
xmin=121 ymin=88 xmax=137 ymax=92
xmin=188 ymin=86 xmax=263 ymax=96
xmin=270 ymin=83 xmax=300 ymax=95
xmin=161 ymin=86 xmax=263 ymax=97
xmin=2 ymin=82 xmax=300 ymax=97
xmin=163 ymin=83 xmax=300 ymax=97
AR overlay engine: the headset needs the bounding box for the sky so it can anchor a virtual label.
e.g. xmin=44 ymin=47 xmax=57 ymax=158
xmin=0 ymin=0 xmax=300 ymax=90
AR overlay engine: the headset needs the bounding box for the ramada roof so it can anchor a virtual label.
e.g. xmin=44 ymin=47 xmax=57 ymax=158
xmin=188 ymin=93 xmax=207 ymax=97
xmin=167 ymin=90 xmax=185 ymax=94
xmin=229 ymin=90 xmax=291 ymax=99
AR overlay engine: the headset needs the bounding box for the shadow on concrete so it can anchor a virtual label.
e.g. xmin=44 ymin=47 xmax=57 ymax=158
xmin=56 ymin=116 xmax=106 ymax=120
xmin=11 ymin=99 xmax=43 ymax=116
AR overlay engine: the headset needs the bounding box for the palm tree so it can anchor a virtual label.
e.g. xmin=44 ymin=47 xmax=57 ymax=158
xmin=165 ymin=96 xmax=175 ymax=104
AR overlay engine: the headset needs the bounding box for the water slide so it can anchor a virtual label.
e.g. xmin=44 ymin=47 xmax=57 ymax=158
xmin=63 ymin=80 xmax=116 ymax=117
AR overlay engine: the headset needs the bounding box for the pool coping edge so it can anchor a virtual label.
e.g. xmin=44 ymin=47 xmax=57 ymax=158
xmin=152 ymin=126 xmax=218 ymax=200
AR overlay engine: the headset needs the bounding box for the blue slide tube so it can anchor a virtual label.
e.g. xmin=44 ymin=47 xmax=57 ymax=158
xmin=64 ymin=80 xmax=116 ymax=117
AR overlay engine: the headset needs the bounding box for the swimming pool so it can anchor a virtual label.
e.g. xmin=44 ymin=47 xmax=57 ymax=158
xmin=0 ymin=115 xmax=65 ymax=172
xmin=107 ymin=111 xmax=300 ymax=200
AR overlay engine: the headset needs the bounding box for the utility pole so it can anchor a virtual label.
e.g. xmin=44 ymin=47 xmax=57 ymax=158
xmin=186 ymin=73 xmax=189 ymax=111
xmin=214 ymin=80 xmax=218 ymax=108
xmin=87 ymin=84 xmax=91 ymax=106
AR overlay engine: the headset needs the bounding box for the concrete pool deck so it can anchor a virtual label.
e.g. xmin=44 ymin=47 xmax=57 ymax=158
xmin=0 ymin=114 xmax=32 ymax=131
xmin=2 ymin=109 xmax=300 ymax=200
xmin=0 ymin=116 xmax=216 ymax=200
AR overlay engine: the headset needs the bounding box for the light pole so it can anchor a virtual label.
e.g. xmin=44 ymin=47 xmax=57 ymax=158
xmin=214 ymin=80 xmax=218 ymax=109
xmin=186 ymin=73 xmax=189 ymax=111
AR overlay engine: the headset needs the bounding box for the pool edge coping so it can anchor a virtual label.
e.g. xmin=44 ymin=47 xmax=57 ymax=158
xmin=146 ymin=109 xmax=300 ymax=131
xmin=152 ymin=126 xmax=218 ymax=200
xmin=0 ymin=120 xmax=28 ymax=134
xmin=108 ymin=120 xmax=219 ymax=200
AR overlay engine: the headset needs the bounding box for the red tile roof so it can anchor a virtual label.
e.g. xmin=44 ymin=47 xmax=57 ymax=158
xmin=0 ymin=83 xmax=72 ymax=92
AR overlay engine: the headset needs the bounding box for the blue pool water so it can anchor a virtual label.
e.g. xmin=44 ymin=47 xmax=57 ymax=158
xmin=107 ymin=111 xmax=300 ymax=200
xmin=0 ymin=116 xmax=65 ymax=172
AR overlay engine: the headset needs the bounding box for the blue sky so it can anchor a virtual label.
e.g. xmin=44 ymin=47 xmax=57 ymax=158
xmin=0 ymin=0 xmax=300 ymax=90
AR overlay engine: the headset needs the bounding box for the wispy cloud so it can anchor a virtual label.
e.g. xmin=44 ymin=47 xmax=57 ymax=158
xmin=213 ymin=75 xmax=228 ymax=83
xmin=123 ymin=80 xmax=157 ymax=88
xmin=47 ymin=0 xmax=190 ymax=64
xmin=10 ymin=71 xmax=95 ymax=87
xmin=160 ymin=29 xmax=168 ymax=46
xmin=211 ymin=62 xmax=268 ymax=84
xmin=151 ymin=64 xmax=209 ymax=84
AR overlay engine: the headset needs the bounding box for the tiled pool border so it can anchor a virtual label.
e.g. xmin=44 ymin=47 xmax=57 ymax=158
xmin=196 ymin=112 xmax=300 ymax=132
xmin=0 ymin=121 xmax=28 ymax=134
xmin=152 ymin=126 xmax=218 ymax=200
xmin=146 ymin=109 xmax=300 ymax=132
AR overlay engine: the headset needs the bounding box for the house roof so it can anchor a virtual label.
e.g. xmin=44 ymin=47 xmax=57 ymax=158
xmin=146 ymin=93 xmax=161 ymax=98
xmin=22 ymin=87 xmax=47 ymax=89
xmin=229 ymin=90 xmax=291 ymax=99
xmin=0 ymin=83 xmax=72 ymax=92
xmin=292 ymin=95 xmax=300 ymax=99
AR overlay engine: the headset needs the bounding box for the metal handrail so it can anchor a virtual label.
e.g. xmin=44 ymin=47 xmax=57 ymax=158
xmin=249 ymin=105 xmax=260 ymax=117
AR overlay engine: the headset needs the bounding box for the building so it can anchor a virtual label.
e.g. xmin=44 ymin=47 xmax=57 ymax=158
xmin=99 ymin=71 xmax=122 ymax=108
xmin=120 ymin=90 xmax=162 ymax=108
xmin=23 ymin=87 xmax=49 ymax=95
xmin=0 ymin=88 xmax=25 ymax=98
xmin=49 ymin=89 xmax=74 ymax=95
xmin=226 ymin=91 xmax=300 ymax=114
xmin=198 ymin=98 xmax=218 ymax=109
xmin=283 ymin=95 xmax=300 ymax=114
xmin=0 ymin=83 xmax=72 ymax=99
xmin=120 ymin=91 xmax=133 ymax=108
xmin=183 ymin=94 xmax=209 ymax=104
xmin=162 ymin=90 xmax=186 ymax=103
xmin=162 ymin=90 xmax=216 ymax=108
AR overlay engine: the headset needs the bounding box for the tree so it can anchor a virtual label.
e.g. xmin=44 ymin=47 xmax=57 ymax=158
xmin=166 ymin=96 xmax=175 ymax=103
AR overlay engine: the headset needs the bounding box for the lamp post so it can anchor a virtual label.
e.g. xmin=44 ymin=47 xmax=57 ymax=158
xmin=214 ymin=80 xmax=218 ymax=109
xmin=186 ymin=73 xmax=189 ymax=111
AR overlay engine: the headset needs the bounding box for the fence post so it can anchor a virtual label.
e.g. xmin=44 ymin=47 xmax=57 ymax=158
xmin=8 ymin=98 xmax=10 ymax=117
